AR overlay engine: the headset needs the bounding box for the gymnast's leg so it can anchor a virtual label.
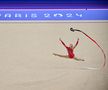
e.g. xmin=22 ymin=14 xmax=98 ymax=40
xmin=53 ymin=53 xmax=69 ymax=58
xmin=74 ymin=57 xmax=85 ymax=61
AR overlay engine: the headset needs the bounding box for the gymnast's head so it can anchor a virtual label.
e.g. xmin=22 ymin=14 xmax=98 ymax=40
xmin=69 ymin=43 xmax=73 ymax=48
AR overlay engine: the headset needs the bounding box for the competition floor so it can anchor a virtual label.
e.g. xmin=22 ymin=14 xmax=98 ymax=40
xmin=0 ymin=22 xmax=108 ymax=90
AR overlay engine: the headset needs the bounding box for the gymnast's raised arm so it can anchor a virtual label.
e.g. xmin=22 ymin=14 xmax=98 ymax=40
xmin=73 ymin=38 xmax=79 ymax=49
xmin=59 ymin=38 xmax=67 ymax=48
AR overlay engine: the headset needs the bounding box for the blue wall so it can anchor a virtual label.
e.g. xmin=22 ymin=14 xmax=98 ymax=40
xmin=0 ymin=0 xmax=108 ymax=4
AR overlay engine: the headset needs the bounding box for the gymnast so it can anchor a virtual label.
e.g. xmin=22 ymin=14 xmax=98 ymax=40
xmin=53 ymin=38 xmax=84 ymax=61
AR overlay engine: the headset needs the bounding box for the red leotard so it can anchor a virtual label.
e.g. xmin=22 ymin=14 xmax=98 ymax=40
xmin=66 ymin=47 xmax=75 ymax=58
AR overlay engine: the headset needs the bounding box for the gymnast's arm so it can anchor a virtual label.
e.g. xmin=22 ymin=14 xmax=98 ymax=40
xmin=59 ymin=38 xmax=67 ymax=48
xmin=73 ymin=38 xmax=79 ymax=49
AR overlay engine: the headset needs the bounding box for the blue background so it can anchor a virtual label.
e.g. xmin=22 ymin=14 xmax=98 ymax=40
xmin=0 ymin=0 xmax=108 ymax=4
xmin=0 ymin=0 xmax=108 ymax=9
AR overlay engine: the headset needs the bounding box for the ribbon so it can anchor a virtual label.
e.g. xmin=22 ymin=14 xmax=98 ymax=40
xmin=70 ymin=28 xmax=106 ymax=69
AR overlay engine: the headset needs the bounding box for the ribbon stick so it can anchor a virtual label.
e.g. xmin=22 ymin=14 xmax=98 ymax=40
xmin=70 ymin=28 xmax=106 ymax=69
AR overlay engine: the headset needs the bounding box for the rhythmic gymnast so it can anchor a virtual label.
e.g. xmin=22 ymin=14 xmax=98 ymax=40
xmin=53 ymin=38 xmax=84 ymax=61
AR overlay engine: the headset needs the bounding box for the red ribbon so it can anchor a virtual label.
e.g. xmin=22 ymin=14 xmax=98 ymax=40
xmin=70 ymin=28 xmax=106 ymax=68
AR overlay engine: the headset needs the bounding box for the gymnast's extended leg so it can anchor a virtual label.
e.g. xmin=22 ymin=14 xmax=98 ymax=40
xmin=74 ymin=57 xmax=85 ymax=61
xmin=53 ymin=53 xmax=69 ymax=58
